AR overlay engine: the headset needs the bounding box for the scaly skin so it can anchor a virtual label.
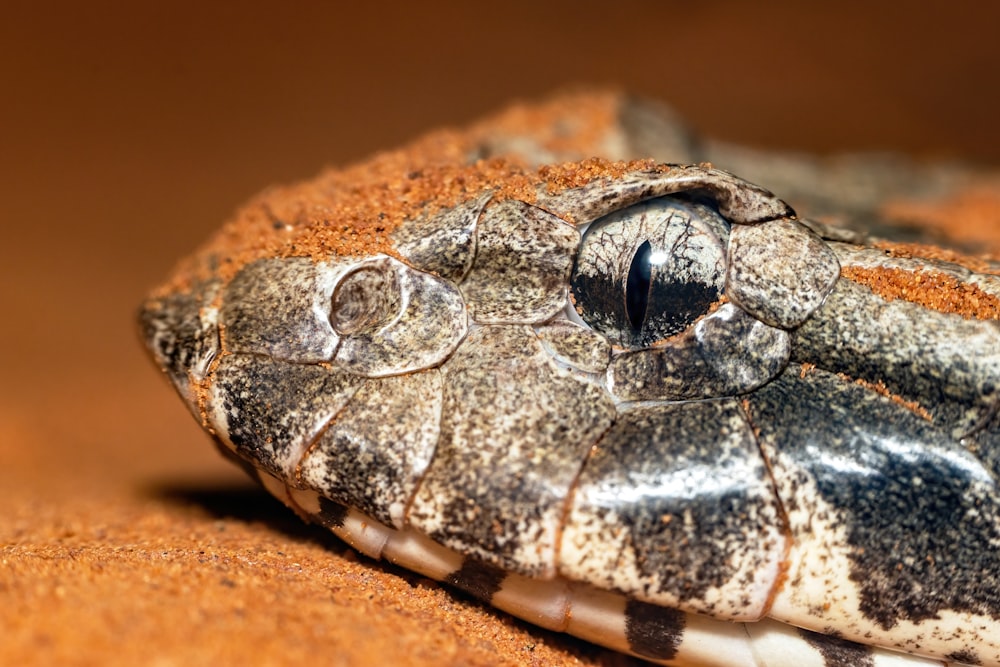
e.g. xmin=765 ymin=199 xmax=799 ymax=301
xmin=140 ymin=91 xmax=1000 ymax=667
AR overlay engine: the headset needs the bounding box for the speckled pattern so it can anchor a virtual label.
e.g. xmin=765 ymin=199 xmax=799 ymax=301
xmin=139 ymin=278 xmax=220 ymax=394
xmin=607 ymin=303 xmax=791 ymax=401
xmin=208 ymin=354 xmax=363 ymax=477
xmin=534 ymin=320 xmax=611 ymax=373
xmin=560 ymin=399 xmax=786 ymax=619
xmin=330 ymin=256 xmax=468 ymax=377
xmin=727 ymin=218 xmax=841 ymax=329
xmin=407 ymin=325 xmax=616 ymax=578
xmin=297 ymin=370 xmax=442 ymax=528
xmin=534 ymin=166 xmax=794 ymax=226
xmin=799 ymin=629 xmax=877 ymax=667
xmin=221 ymin=258 xmax=342 ymax=362
xmin=461 ymin=199 xmax=579 ymax=323
xmin=792 ymin=279 xmax=1000 ymax=427
xmin=623 ymin=600 xmax=685 ymax=661
xmin=140 ymin=91 xmax=1000 ymax=667
xmin=392 ymin=192 xmax=490 ymax=282
xmin=747 ymin=367 xmax=1000 ymax=661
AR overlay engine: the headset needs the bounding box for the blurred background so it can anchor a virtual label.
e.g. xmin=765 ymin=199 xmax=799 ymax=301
xmin=1 ymin=1 xmax=998 ymax=663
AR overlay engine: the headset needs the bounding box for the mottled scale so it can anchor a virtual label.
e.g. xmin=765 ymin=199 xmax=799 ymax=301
xmin=220 ymin=257 xmax=343 ymax=362
xmin=138 ymin=278 xmax=219 ymax=397
xmin=407 ymin=325 xmax=616 ymax=577
xmin=829 ymin=242 xmax=973 ymax=281
xmin=726 ymin=217 xmax=841 ymax=329
xmin=534 ymin=165 xmax=794 ymax=225
xmin=461 ymin=199 xmax=579 ymax=323
xmin=140 ymin=91 xmax=1000 ymax=667
xmin=391 ymin=191 xmax=490 ymax=282
xmin=792 ymin=279 xmax=1000 ymax=415
xmin=560 ymin=399 xmax=787 ymax=620
xmin=607 ymin=303 xmax=790 ymax=401
xmin=747 ymin=367 xmax=1000 ymax=664
xmin=207 ymin=354 xmax=363 ymax=477
xmin=297 ymin=370 xmax=442 ymax=528
xmin=534 ymin=320 xmax=611 ymax=373
xmin=280 ymin=479 xmax=947 ymax=667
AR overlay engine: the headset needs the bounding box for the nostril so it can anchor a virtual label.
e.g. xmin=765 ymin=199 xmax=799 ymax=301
xmin=330 ymin=266 xmax=401 ymax=336
xmin=330 ymin=256 xmax=468 ymax=378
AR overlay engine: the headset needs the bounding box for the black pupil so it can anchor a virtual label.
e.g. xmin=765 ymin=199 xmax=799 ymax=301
xmin=625 ymin=240 xmax=653 ymax=334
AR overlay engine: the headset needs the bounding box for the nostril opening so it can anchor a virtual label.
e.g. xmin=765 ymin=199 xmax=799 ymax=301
xmin=330 ymin=266 xmax=401 ymax=336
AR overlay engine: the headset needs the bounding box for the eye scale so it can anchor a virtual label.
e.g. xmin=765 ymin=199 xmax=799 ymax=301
xmin=139 ymin=91 xmax=1000 ymax=667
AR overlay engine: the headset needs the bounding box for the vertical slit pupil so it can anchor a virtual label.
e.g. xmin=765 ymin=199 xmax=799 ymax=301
xmin=626 ymin=240 xmax=653 ymax=334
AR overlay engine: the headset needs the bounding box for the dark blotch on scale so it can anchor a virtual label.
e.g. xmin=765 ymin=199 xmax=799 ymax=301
xmin=211 ymin=354 xmax=362 ymax=477
xmin=444 ymin=559 xmax=507 ymax=603
xmin=407 ymin=325 xmax=616 ymax=577
xmin=798 ymin=628 xmax=875 ymax=667
xmin=946 ymin=649 xmax=981 ymax=665
xmin=624 ymin=599 xmax=684 ymax=660
xmin=748 ymin=368 xmax=1000 ymax=628
xmin=561 ymin=398 xmax=783 ymax=613
xmin=316 ymin=497 xmax=349 ymax=529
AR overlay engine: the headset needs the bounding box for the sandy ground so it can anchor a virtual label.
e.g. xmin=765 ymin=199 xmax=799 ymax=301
xmin=2 ymin=4 xmax=999 ymax=666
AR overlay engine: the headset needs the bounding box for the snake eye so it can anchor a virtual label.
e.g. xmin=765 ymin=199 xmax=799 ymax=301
xmin=570 ymin=197 xmax=729 ymax=348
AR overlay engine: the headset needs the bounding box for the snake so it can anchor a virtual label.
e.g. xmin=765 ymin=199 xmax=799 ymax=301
xmin=140 ymin=90 xmax=1000 ymax=666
